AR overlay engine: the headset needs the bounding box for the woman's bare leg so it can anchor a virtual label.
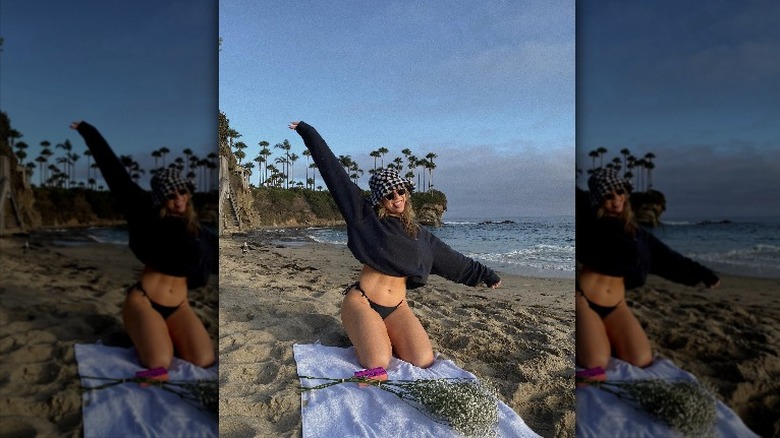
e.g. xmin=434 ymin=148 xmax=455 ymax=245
xmin=384 ymin=303 xmax=434 ymax=369
xmin=575 ymin=294 xmax=611 ymax=370
xmin=166 ymin=301 xmax=215 ymax=368
xmin=341 ymin=291 xmax=393 ymax=369
xmin=604 ymin=304 xmax=653 ymax=367
xmin=122 ymin=292 xmax=174 ymax=369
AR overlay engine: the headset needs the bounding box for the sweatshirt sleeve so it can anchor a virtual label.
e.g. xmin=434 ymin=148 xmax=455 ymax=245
xmin=294 ymin=121 xmax=366 ymax=223
xmin=643 ymin=229 xmax=720 ymax=287
xmin=429 ymin=232 xmax=501 ymax=287
xmin=75 ymin=122 xmax=153 ymax=220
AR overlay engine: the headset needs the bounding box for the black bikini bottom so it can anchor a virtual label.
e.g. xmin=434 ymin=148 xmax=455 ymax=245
xmin=576 ymin=285 xmax=621 ymax=319
xmin=343 ymin=282 xmax=402 ymax=320
xmin=128 ymin=281 xmax=184 ymax=320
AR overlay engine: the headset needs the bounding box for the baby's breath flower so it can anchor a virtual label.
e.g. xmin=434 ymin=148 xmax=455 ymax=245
xmin=579 ymin=377 xmax=716 ymax=437
xmin=82 ymin=376 xmax=218 ymax=416
xmin=300 ymin=376 xmax=499 ymax=437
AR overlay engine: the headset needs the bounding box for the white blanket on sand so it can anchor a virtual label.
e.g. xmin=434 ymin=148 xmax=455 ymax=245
xmin=75 ymin=343 xmax=217 ymax=438
xmin=576 ymin=357 xmax=758 ymax=437
xmin=294 ymin=343 xmax=540 ymax=438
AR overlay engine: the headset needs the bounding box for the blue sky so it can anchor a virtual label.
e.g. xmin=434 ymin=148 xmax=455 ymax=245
xmin=576 ymin=0 xmax=780 ymax=219
xmin=219 ymin=0 xmax=575 ymax=219
xmin=0 ymin=0 xmax=217 ymax=189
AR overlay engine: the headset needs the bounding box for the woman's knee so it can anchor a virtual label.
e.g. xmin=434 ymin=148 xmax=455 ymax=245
xmin=622 ymin=348 xmax=653 ymax=368
xmin=357 ymin=349 xmax=391 ymax=370
xmin=139 ymin=349 xmax=173 ymax=369
xmin=186 ymin=349 xmax=215 ymax=368
xmin=576 ymin=349 xmax=610 ymax=370
xmin=405 ymin=349 xmax=434 ymax=369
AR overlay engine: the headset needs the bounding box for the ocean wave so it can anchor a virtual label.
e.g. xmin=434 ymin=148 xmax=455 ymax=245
xmin=690 ymin=244 xmax=780 ymax=278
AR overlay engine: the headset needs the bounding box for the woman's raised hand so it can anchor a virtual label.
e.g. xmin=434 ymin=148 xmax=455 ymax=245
xmin=69 ymin=121 xmax=82 ymax=130
xmin=288 ymin=121 xmax=300 ymax=130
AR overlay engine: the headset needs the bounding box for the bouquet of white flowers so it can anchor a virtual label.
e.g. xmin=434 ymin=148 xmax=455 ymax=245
xmin=300 ymin=374 xmax=499 ymax=437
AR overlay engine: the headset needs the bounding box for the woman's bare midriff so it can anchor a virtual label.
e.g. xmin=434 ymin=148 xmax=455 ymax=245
xmin=356 ymin=265 xmax=407 ymax=306
xmin=578 ymin=265 xmax=625 ymax=306
xmin=137 ymin=265 xmax=188 ymax=306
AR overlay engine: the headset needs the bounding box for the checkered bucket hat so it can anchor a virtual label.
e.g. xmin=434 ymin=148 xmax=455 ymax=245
xmin=588 ymin=168 xmax=632 ymax=207
xmin=150 ymin=168 xmax=194 ymax=206
xmin=368 ymin=168 xmax=415 ymax=205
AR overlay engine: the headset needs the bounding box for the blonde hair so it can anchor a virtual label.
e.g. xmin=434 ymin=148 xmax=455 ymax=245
xmin=160 ymin=200 xmax=201 ymax=236
xmin=596 ymin=197 xmax=637 ymax=236
xmin=376 ymin=198 xmax=419 ymax=238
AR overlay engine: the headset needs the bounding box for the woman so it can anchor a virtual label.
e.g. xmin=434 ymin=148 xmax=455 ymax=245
xmin=576 ymin=168 xmax=720 ymax=372
xmin=72 ymin=121 xmax=217 ymax=370
xmin=290 ymin=121 xmax=501 ymax=370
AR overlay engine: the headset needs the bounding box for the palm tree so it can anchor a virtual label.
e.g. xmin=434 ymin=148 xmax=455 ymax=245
xmin=289 ymin=153 xmax=299 ymax=186
xmin=338 ymin=155 xmax=354 ymax=176
xmin=8 ymin=128 xmax=22 ymax=149
xmin=587 ymin=150 xmax=598 ymax=170
xmin=370 ymin=149 xmax=381 ymax=171
xmin=309 ymin=162 xmax=318 ymax=190
xmin=84 ymin=149 xmax=93 ymax=181
xmin=348 ymin=162 xmax=363 ymax=184
xmin=424 ymin=152 xmax=437 ymax=191
xmin=620 ymin=148 xmax=631 ymax=177
xmin=14 ymin=141 xmax=28 ymax=166
xmin=645 ymin=160 xmax=655 ymax=190
xmin=159 ymin=147 xmax=171 ymax=167
xmin=183 ymin=148 xmax=193 ymax=175
xmin=302 ymin=149 xmax=312 ymax=189
xmin=69 ymin=153 xmax=80 ymax=187
xmin=255 ymin=140 xmax=270 ymax=186
xmin=274 ymin=140 xmax=292 ymax=188
xmin=151 ymin=149 xmax=162 ymax=169
xmin=596 ymin=147 xmax=608 ymax=168
xmin=233 ymin=141 xmax=247 ymax=165
xmin=377 ymin=147 xmax=389 ymax=168
xmin=259 ymin=143 xmax=272 ymax=186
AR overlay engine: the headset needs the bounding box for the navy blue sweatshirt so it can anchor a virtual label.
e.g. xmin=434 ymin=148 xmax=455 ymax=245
xmin=576 ymin=188 xmax=719 ymax=289
xmin=75 ymin=122 xmax=217 ymax=289
xmin=294 ymin=122 xmax=500 ymax=289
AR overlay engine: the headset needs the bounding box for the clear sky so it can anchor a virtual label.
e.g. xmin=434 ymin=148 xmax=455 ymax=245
xmin=0 ymin=0 xmax=218 ymax=189
xmin=576 ymin=0 xmax=780 ymax=219
xmin=219 ymin=0 xmax=575 ymax=219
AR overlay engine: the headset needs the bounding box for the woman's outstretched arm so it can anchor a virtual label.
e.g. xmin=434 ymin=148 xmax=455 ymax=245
xmin=71 ymin=121 xmax=151 ymax=218
xmin=290 ymin=121 xmax=366 ymax=223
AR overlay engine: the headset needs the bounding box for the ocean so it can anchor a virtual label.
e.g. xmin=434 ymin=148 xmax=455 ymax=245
xmin=649 ymin=217 xmax=780 ymax=279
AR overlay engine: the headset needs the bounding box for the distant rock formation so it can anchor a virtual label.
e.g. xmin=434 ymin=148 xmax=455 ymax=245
xmin=630 ymin=190 xmax=666 ymax=227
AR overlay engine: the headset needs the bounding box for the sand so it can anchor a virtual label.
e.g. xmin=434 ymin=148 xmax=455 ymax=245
xmin=0 ymin=233 xmax=218 ymax=437
xmin=218 ymin=233 xmax=576 ymax=438
xmin=629 ymin=274 xmax=780 ymax=437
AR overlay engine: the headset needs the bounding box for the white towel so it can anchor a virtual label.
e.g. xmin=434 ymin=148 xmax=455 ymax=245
xmin=294 ymin=343 xmax=540 ymax=438
xmin=576 ymin=357 xmax=758 ymax=437
xmin=75 ymin=343 xmax=217 ymax=438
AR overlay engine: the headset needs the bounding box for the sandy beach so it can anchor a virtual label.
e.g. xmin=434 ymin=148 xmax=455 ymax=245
xmin=629 ymin=274 xmax=780 ymax=437
xmin=218 ymin=233 xmax=575 ymax=438
xmin=0 ymin=233 xmax=218 ymax=437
